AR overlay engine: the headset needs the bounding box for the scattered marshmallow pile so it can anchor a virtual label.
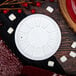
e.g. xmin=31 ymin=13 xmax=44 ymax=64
xmin=48 ymin=42 xmax=76 ymax=67
xmin=7 ymin=5 xmax=54 ymax=35
xmin=60 ymin=42 xmax=76 ymax=63
xmin=7 ymin=6 xmax=76 ymax=68
xmin=7 ymin=13 xmax=16 ymax=34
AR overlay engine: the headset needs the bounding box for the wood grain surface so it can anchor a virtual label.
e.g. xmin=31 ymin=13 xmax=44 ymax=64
xmin=0 ymin=0 xmax=76 ymax=75
xmin=29 ymin=0 xmax=76 ymax=75
xmin=54 ymin=0 xmax=76 ymax=75
xmin=58 ymin=0 xmax=76 ymax=33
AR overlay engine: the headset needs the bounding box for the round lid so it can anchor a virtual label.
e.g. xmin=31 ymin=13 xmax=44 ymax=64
xmin=15 ymin=14 xmax=61 ymax=61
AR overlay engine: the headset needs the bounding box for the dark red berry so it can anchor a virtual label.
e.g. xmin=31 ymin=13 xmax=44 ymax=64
xmin=22 ymin=3 xmax=28 ymax=7
xmin=36 ymin=2 xmax=41 ymax=7
xmin=31 ymin=9 xmax=36 ymax=14
xmin=17 ymin=9 xmax=22 ymax=13
xmin=3 ymin=10 xmax=9 ymax=14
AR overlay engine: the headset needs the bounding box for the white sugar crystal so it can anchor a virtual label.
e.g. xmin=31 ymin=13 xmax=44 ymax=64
xmin=9 ymin=13 xmax=16 ymax=21
xmin=71 ymin=42 xmax=76 ymax=48
xmin=7 ymin=27 xmax=14 ymax=34
xmin=48 ymin=61 xmax=54 ymax=67
xmin=60 ymin=56 xmax=67 ymax=63
xmin=46 ymin=6 xmax=54 ymax=13
xmin=69 ymin=51 xmax=76 ymax=58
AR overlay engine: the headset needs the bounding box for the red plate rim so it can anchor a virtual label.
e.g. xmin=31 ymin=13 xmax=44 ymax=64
xmin=66 ymin=0 xmax=76 ymax=23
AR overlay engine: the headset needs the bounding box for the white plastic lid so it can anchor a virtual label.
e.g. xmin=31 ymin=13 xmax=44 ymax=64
xmin=15 ymin=14 xmax=61 ymax=61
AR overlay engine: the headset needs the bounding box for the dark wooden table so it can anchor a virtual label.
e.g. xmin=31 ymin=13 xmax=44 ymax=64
xmin=22 ymin=0 xmax=76 ymax=75
xmin=52 ymin=0 xmax=76 ymax=75
xmin=0 ymin=0 xmax=76 ymax=75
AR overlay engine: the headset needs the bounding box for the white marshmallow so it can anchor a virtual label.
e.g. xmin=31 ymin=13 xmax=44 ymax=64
xmin=48 ymin=61 xmax=54 ymax=67
xmin=46 ymin=6 xmax=54 ymax=13
xmin=9 ymin=13 xmax=16 ymax=21
xmin=71 ymin=42 xmax=76 ymax=48
xmin=69 ymin=51 xmax=76 ymax=58
xmin=60 ymin=56 xmax=67 ymax=63
xmin=7 ymin=27 xmax=14 ymax=34
xmin=52 ymin=73 xmax=57 ymax=76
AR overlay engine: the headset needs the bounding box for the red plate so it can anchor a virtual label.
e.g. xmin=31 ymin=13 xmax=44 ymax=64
xmin=66 ymin=0 xmax=76 ymax=23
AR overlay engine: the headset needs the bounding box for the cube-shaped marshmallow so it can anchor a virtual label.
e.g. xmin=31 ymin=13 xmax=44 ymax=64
xmin=48 ymin=61 xmax=54 ymax=67
xmin=7 ymin=27 xmax=14 ymax=34
xmin=46 ymin=6 xmax=54 ymax=13
xmin=71 ymin=42 xmax=76 ymax=48
xmin=9 ymin=13 xmax=16 ymax=21
xmin=60 ymin=56 xmax=67 ymax=63
xmin=69 ymin=51 xmax=76 ymax=58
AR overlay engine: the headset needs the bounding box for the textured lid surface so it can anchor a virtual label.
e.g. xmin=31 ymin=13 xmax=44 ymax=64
xmin=15 ymin=14 xmax=61 ymax=60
